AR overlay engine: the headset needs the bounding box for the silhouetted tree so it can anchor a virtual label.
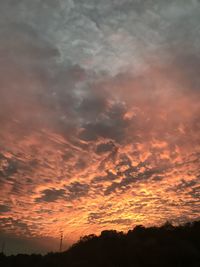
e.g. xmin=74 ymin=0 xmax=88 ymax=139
xmin=1 ymin=221 xmax=200 ymax=267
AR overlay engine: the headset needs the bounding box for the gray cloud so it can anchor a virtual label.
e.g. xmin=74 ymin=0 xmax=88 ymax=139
xmin=0 ymin=156 xmax=18 ymax=179
xmin=79 ymin=102 xmax=129 ymax=142
xmin=101 ymin=218 xmax=132 ymax=225
xmin=1 ymin=0 xmax=199 ymax=75
xmin=0 ymin=217 xmax=31 ymax=235
xmin=0 ymin=0 xmax=200 ymax=144
xmin=96 ymin=141 xmax=116 ymax=154
xmin=92 ymin=170 xmax=117 ymax=184
xmin=0 ymin=0 xmax=200 ymax=255
xmin=104 ymin=165 xmax=171 ymax=196
xmin=0 ymin=204 xmax=10 ymax=213
xmin=66 ymin=182 xmax=89 ymax=200
xmin=35 ymin=188 xmax=66 ymax=203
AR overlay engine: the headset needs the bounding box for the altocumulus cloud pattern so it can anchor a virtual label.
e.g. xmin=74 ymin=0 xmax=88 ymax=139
xmin=0 ymin=0 xmax=200 ymax=254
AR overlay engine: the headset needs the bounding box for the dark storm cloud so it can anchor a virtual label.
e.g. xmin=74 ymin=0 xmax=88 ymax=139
xmin=35 ymin=189 xmax=66 ymax=203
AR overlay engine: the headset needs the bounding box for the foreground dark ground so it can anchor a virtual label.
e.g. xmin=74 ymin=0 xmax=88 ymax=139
xmin=1 ymin=221 xmax=200 ymax=267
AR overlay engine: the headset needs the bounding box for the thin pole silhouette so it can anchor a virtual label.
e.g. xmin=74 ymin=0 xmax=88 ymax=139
xmin=59 ymin=231 xmax=63 ymax=252
xmin=1 ymin=241 xmax=5 ymax=254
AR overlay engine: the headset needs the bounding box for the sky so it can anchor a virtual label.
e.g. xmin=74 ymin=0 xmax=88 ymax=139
xmin=0 ymin=0 xmax=200 ymax=255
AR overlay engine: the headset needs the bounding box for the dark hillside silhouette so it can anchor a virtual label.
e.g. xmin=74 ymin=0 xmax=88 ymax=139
xmin=1 ymin=220 xmax=200 ymax=267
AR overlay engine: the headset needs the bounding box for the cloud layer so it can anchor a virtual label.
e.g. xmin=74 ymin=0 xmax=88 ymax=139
xmin=0 ymin=0 xmax=200 ymax=254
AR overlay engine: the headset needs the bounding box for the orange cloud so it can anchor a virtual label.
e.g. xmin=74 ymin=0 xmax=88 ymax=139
xmin=0 ymin=61 xmax=200 ymax=252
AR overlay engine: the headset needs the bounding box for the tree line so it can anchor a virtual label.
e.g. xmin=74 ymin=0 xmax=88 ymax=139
xmin=0 ymin=220 xmax=200 ymax=267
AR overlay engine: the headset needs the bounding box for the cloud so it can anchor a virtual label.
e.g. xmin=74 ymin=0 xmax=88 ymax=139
xmin=0 ymin=217 xmax=31 ymax=235
xmin=0 ymin=156 xmax=18 ymax=178
xmin=0 ymin=204 xmax=10 ymax=213
xmin=101 ymin=218 xmax=132 ymax=225
xmin=35 ymin=189 xmax=66 ymax=203
xmin=88 ymin=211 xmax=132 ymax=226
xmin=96 ymin=142 xmax=116 ymax=154
xmin=0 ymin=0 xmax=200 ymax=254
xmin=79 ymin=102 xmax=129 ymax=142
xmin=66 ymin=182 xmax=89 ymax=200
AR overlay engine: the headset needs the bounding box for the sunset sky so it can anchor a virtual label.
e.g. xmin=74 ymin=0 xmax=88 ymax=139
xmin=0 ymin=0 xmax=200 ymax=255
